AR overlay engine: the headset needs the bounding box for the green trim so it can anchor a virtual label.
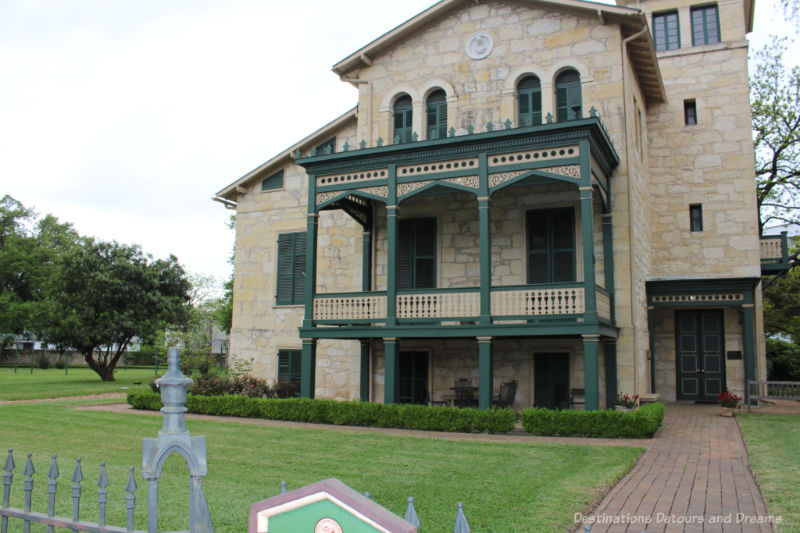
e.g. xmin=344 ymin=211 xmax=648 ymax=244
xmin=580 ymin=184 xmax=597 ymax=323
xmin=277 ymin=232 xmax=307 ymax=307
xmin=743 ymin=306 xmax=756 ymax=390
xmin=646 ymin=277 xmax=760 ymax=307
xmin=653 ymin=10 xmax=680 ymax=51
xmin=278 ymin=349 xmax=302 ymax=397
xmin=299 ymin=322 xmax=619 ymax=340
xmin=602 ymin=216 xmax=615 ymax=322
xmin=362 ymin=230 xmax=372 ymax=292
xmin=648 ymin=307 xmax=656 ymax=392
xmin=760 ymin=232 xmax=791 ymax=273
xmin=691 ymin=4 xmax=720 ymax=46
xmin=261 ymin=169 xmax=284 ymax=191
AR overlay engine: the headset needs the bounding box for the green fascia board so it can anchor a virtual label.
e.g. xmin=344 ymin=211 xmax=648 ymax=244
xmin=646 ymin=277 xmax=760 ymax=306
xmin=297 ymin=118 xmax=619 ymax=178
xmin=298 ymin=322 xmax=618 ymax=339
xmin=761 ymin=262 xmax=792 ymax=273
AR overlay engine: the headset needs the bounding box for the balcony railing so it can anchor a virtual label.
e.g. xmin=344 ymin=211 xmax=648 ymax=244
xmin=311 ymin=283 xmax=614 ymax=325
xmin=760 ymin=233 xmax=791 ymax=273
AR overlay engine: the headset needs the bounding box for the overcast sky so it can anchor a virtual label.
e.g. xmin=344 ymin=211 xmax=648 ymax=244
xmin=0 ymin=0 xmax=793 ymax=292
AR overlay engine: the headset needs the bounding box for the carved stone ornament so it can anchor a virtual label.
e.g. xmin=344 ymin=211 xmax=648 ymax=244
xmin=466 ymin=32 xmax=494 ymax=60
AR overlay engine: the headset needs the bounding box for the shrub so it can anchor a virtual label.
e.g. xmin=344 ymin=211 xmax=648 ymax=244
xmin=126 ymin=391 xmax=517 ymax=434
xmin=189 ymin=373 xmax=228 ymax=396
xmin=520 ymin=402 xmax=664 ymax=438
xmin=54 ymin=359 xmax=66 ymax=370
xmin=38 ymin=357 xmax=50 ymax=370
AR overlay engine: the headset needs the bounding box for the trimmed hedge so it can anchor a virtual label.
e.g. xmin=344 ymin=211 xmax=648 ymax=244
xmin=520 ymin=402 xmax=665 ymax=438
xmin=126 ymin=391 xmax=517 ymax=434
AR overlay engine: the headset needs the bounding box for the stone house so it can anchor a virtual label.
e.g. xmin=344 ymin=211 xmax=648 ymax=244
xmin=214 ymin=0 xmax=790 ymax=410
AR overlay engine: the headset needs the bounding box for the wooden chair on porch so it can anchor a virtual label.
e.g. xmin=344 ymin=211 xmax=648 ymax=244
xmin=493 ymin=380 xmax=518 ymax=408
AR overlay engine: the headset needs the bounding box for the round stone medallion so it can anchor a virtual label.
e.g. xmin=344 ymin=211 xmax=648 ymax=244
xmin=465 ymin=31 xmax=494 ymax=60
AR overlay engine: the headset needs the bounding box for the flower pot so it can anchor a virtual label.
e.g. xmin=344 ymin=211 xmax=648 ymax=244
xmin=720 ymin=407 xmax=734 ymax=417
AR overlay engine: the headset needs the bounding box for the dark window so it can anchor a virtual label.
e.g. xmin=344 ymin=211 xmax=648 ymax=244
xmin=399 ymin=351 xmax=429 ymax=405
xmin=653 ymin=11 xmax=680 ymax=51
xmin=527 ymin=207 xmax=576 ymax=283
xmin=278 ymin=349 xmax=301 ymax=397
xmin=393 ymin=94 xmax=413 ymax=144
xmin=690 ymin=204 xmax=703 ymax=232
xmin=555 ymin=70 xmax=582 ymax=122
xmin=517 ymin=76 xmax=542 ymax=127
xmin=398 ymin=217 xmax=436 ymax=289
xmin=276 ymin=232 xmax=306 ymax=305
xmin=426 ymin=89 xmax=447 ymax=140
xmin=684 ymin=100 xmax=697 ymax=126
xmin=691 ymin=5 xmax=720 ymax=46
xmin=261 ymin=169 xmax=284 ymax=192
xmin=316 ymin=137 xmax=336 ymax=155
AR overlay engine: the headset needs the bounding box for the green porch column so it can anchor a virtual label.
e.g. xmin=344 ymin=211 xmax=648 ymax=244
xmin=604 ymin=341 xmax=617 ymax=408
xmin=362 ymin=230 xmax=372 ymax=292
xmin=743 ymin=303 xmax=756 ymax=397
xmin=360 ymin=340 xmax=370 ymax=402
xmin=301 ymin=338 xmax=316 ymax=399
xmin=384 ymin=338 xmax=398 ymax=404
xmin=601 ymin=213 xmax=615 ymax=322
xmin=478 ymin=337 xmax=493 ymax=409
xmin=580 ymin=186 xmax=597 ymax=324
xmin=302 ymin=213 xmax=318 ymax=329
xmin=583 ymin=334 xmax=600 ymax=410
xmin=648 ymin=306 xmax=656 ymax=392
xmin=478 ymin=197 xmax=492 ymax=326
xmin=386 ymin=206 xmax=398 ymax=327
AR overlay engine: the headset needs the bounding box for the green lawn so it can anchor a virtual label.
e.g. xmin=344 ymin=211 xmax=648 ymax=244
xmin=0 ymin=401 xmax=643 ymax=532
xmin=738 ymin=413 xmax=800 ymax=530
xmin=0 ymin=367 xmax=155 ymax=400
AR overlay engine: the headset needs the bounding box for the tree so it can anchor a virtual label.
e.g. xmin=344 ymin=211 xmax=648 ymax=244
xmin=41 ymin=239 xmax=191 ymax=381
xmin=751 ymin=37 xmax=800 ymax=235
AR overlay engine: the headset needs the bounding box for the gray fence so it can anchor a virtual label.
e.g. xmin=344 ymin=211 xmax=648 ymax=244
xmin=0 ymin=348 xmax=213 ymax=533
xmin=746 ymin=380 xmax=800 ymax=412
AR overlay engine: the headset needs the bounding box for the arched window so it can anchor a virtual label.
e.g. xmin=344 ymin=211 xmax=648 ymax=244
xmin=393 ymin=94 xmax=413 ymax=144
xmin=517 ymin=76 xmax=542 ymax=127
xmin=555 ymin=70 xmax=582 ymax=122
xmin=426 ymin=89 xmax=447 ymax=140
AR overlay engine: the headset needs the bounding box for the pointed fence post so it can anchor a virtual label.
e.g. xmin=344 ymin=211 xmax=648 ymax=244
xmin=453 ymin=502 xmax=470 ymax=533
xmin=23 ymin=453 xmax=34 ymax=533
xmin=47 ymin=455 xmax=59 ymax=533
xmin=71 ymin=458 xmax=83 ymax=532
xmin=3 ymin=449 xmax=16 ymax=533
xmin=125 ymin=467 xmax=137 ymax=532
xmin=98 ymin=462 xmax=109 ymax=527
xmin=404 ymin=497 xmax=420 ymax=527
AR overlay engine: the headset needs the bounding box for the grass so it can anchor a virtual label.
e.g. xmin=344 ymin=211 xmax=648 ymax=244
xmin=0 ymin=367 xmax=156 ymax=400
xmin=738 ymin=413 xmax=800 ymax=530
xmin=0 ymin=401 xmax=644 ymax=532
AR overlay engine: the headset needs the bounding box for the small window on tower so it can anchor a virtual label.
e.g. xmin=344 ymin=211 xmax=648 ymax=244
xmin=684 ymin=100 xmax=697 ymax=126
xmin=690 ymin=204 xmax=703 ymax=232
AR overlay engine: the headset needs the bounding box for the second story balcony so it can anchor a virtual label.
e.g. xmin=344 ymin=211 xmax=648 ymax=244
xmin=760 ymin=232 xmax=792 ymax=273
xmin=294 ymin=116 xmax=620 ymax=339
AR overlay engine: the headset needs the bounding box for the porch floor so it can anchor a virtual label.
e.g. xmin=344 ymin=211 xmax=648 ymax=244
xmin=588 ymin=402 xmax=773 ymax=533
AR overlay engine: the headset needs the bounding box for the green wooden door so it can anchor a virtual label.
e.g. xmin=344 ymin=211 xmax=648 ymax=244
xmin=676 ymin=310 xmax=725 ymax=402
xmin=398 ymin=351 xmax=428 ymax=405
xmin=534 ymin=353 xmax=570 ymax=409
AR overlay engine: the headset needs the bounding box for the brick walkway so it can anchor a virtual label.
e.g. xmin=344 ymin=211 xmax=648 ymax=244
xmin=585 ymin=403 xmax=775 ymax=533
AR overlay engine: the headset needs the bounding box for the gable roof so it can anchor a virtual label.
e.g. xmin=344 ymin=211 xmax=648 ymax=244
xmin=214 ymin=108 xmax=357 ymax=203
xmin=332 ymin=0 xmax=665 ymax=103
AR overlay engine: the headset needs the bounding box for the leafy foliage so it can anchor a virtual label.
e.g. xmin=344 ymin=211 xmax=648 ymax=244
xmin=751 ymin=37 xmax=800 ymax=235
xmin=127 ymin=391 xmax=518 ymax=434
xmin=766 ymin=338 xmax=800 ymax=381
xmin=520 ymin=403 xmax=665 ymax=438
xmin=763 ymin=264 xmax=800 ymax=342
xmin=41 ymin=239 xmax=192 ymax=381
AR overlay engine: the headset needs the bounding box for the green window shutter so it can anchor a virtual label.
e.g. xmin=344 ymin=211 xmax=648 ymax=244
xmin=426 ymin=89 xmax=447 ymax=140
xmin=398 ymin=218 xmax=436 ymax=289
xmin=394 ymin=95 xmax=412 ymax=143
xmin=276 ymin=232 xmax=306 ymax=305
xmin=517 ymin=76 xmax=542 ymax=127
xmin=278 ymin=349 xmax=302 ymax=396
xmin=555 ymin=70 xmax=581 ymax=122
xmin=527 ymin=207 xmax=575 ymax=283
xmin=261 ymin=169 xmax=284 ymax=192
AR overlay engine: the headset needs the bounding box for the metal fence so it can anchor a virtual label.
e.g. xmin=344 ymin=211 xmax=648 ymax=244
xmin=0 ymin=348 xmax=213 ymax=533
xmin=746 ymin=380 xmax=800 ymax=412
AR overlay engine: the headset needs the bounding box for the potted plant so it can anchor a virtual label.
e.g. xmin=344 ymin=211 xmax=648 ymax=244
xmin=717 ymin=390 xmax=742 ymax=416
xmin=614 ymin=392 xmax=639 ymax=411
